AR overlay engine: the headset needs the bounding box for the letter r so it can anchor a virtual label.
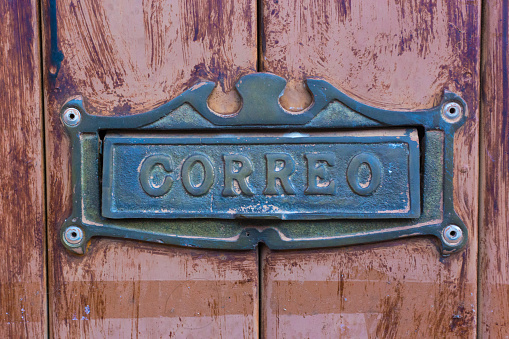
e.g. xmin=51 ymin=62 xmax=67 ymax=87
xmin=223 ymin=154 xmax=255 ymax=196
xmin=264 ymin=153 xmax=296 ymax=195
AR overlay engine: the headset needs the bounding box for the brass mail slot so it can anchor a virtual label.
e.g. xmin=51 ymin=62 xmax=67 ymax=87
xmin=60 ymin=73 xmax=467 ymax=254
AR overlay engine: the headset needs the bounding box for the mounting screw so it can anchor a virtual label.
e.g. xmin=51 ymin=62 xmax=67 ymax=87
xmin=442 ymin=225 xmax=463 ymax=246
xmin=62 ymin=108 xmax=81 ymax=127
xmin=63 ymin=226 xmax=84 ymax=246
xmin=442 ymin=102 xmax=462 ymax=122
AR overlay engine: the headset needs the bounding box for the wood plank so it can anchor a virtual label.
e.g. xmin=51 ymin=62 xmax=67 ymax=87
xmin=0 ymin=1 xmax=47 ymax=337
xmin=41 ymin=0 xmax=258 ymax=337
xmin=479 ymin=1 xmax=509 ymax=337
xmin=261 ymin=0 xmax=480 ymax=337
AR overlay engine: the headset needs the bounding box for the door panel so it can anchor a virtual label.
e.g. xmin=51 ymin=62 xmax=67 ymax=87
xmin=41 ymin=0 xmax=259 ymax=337
xmin=479 ymin=2 xmax=509 ymax=337
xmin=0 ymin=1 xmax=47 ymax=337
xmin=261 ymin=0 xmax=480 ymax=337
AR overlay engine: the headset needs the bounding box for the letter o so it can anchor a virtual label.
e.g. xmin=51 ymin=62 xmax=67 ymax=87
xmin=346 ymin=153 xmax=382 ymax=196
xmin=181 ymin=154 xmax=215 ymax=196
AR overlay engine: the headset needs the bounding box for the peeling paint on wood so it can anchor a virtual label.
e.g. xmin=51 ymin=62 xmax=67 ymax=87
xmin=53 ymin=0 xmax=256 ymax=115
xmin=42 ymin=0 xmax=258 ymax=337
xmin=479 ymin=0 xmax=509 ymax=337
xmin=0 ymin=0 xmax=47 ymax=337
xmin=262 ymin=241 xmax=477 ymax=337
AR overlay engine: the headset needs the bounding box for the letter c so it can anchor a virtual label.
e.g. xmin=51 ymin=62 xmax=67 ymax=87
xmin=139 ymin=154 xmax=174 ymax=197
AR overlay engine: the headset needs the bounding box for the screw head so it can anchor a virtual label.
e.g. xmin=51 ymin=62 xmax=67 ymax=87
xmin=442 ymin=225 xmax=463 ymax=246
xmin=442 ymin=102 xmax=462 ymax=122
xmin=62 ymin=108 xmax=81 ymax=127
xmin=63 ymin=226 xmax=84 ymax=246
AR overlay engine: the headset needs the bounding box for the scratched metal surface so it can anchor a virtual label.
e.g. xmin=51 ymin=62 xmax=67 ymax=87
xmin=102 ymin=131 xmax=419 ymax=219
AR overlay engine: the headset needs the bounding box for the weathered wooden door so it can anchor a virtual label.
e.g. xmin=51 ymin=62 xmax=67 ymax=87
xmin=1 ymin=0 xmax=508 ymax=338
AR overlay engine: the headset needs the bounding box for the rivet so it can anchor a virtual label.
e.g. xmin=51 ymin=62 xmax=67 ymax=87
xmin=442 ymin=225 xmax=463 ymax=246
xmin=442 ymin=102 xmax=462 ymax=121
xmin=63 ymin=226 xmax=84 ymax=246
xmin=63 ymin=108 xmax=81 ymax=127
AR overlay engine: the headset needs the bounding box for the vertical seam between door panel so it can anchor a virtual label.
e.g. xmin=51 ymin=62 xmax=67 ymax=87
xmin=257 ymin=0 xmax=264 ymax=72
xmin=257 ymin=0 xmax=264 ymax=337
xmin=258 ymin=244 xmax=263 ymax=339
xmin=36 ymin=0 xmax=50 ymax=337
xmin=478 ymin=0 xmax=488 ymax=337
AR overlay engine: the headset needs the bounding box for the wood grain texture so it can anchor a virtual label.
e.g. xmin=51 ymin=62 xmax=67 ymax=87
xmin=261 ymin=0 xmax=480 ymax=337
xmin=41 ymin=0 xmax=258 ymax=337
xmin=479 ymin=1 xmax=509 ymax=337
xmin=0 ymin=1 xmax=47 ymax=337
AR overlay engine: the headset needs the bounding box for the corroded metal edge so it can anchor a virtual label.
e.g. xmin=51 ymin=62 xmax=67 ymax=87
xmin=59 ymin=72 xmax=467 ymax=255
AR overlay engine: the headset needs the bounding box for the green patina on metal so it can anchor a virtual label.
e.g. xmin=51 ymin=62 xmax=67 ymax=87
xmin=102 ymin=130 xmax=420 ymax=220
xmin=60 ymin=73 xmax=467 ymax=255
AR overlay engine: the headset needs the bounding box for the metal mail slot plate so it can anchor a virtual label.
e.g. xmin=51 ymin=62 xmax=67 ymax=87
xmin=60 ymin=73 xmax=468 ymax=255
xmin=102 ymin=129 xmax=420 ymax=220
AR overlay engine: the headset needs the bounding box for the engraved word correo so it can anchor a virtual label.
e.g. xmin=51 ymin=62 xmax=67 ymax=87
xmin=139 ymin=152 xmax=381 ymax=198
